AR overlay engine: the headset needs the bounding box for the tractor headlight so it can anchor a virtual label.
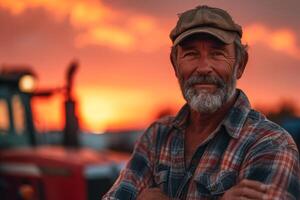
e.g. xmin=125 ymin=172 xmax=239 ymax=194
xmin=19 ymin=75 xmax=36 ymax=93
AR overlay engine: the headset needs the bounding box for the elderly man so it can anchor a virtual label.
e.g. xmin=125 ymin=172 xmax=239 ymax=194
xmin=103 ymin=5 xmax=299 ymax=200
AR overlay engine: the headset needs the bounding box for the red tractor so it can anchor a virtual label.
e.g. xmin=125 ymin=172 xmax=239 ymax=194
xmin=0 ymin=62 xmax=130 ymax=200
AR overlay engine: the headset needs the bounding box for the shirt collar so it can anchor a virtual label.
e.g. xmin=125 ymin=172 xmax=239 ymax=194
xmin=222 ymin=89 xmax=251 ymax=139
xmin=172 ymin=89 xmax=251 ymax=139
xmin=172 ymin=103 xmax=190 ymax=131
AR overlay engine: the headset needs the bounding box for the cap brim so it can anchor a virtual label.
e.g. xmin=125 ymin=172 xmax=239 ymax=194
xmin=173 ymin=27 xmax=237 ymax=46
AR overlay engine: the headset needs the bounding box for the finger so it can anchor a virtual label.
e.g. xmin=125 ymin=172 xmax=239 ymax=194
xmin=138 ymin=188 xmax=167 ymax=200
xmin=237 ymin=186 xmax=266 ymax=199
xmin=147 ymin=187 xmax=161 ymax=192
xmin=239 ymin=197 xmax=259 ymax=200
xmin=139 ymin=188 xmax=154 ymax=197
xmin=145 ymin=188 xmax=167 ymax=196
xmin=239 ymin=179 xmax=268 ymax=192
xmin=146 ymin=188 xmax=169 ymax=200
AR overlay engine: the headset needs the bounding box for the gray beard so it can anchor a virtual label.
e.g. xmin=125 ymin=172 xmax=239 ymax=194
xmin=179 ymin=74 xmax=236 ymax=114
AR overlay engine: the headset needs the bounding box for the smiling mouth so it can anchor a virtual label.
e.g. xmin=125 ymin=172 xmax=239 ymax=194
xmin=194 ymin=83 xmax=216 ymax=88
xmin=193 ymin=83 xmax=218 ymax=91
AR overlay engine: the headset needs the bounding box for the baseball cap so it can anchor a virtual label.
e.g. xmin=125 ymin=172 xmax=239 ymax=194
xmin=170 ymin=5 xmax=242 ymax=46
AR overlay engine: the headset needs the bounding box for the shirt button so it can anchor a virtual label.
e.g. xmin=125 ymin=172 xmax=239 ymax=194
xmin=210 ymin=185 xmax=217 ymax=192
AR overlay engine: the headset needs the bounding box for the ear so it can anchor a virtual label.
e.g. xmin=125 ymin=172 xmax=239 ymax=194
xmin=171 ymin=59 xmax=179 ymax=78
xmin=236 ymin=51 xmax=248 ymax=79
xmin=170 ymin=47 xmax=180 ymax=77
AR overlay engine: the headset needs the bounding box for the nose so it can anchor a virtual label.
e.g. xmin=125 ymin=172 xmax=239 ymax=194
xmin=193 ymin=53 xmax=213 ymax=75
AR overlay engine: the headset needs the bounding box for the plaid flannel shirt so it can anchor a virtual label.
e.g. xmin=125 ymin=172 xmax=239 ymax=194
xmin=103 ymin=90 xmax=300 ymax=200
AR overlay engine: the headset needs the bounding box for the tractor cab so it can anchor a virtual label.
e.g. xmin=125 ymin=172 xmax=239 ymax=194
xmin=0 ymin=67 xmax=36 ymax=149
xmin=0 ymin=64 xmax=130 ymax=200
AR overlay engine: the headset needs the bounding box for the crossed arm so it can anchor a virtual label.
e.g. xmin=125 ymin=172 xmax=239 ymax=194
xmin=137 ymin=179 xmax=273 ymax=200
xmin=129 ymin=145 xmax=300 ymax=200
xmin=103 ymin=127 xmax=300 ymax=200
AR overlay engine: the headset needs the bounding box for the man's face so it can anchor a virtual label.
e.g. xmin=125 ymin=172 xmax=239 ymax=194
xmin=176 ymin=34 xmax=238 ymax=114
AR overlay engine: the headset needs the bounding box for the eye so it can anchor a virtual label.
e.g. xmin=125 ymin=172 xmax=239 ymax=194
xmin=183 ymin=50 xmax=198 ymax=58
xmin=211 ymin=50 xmax=226 ymax=58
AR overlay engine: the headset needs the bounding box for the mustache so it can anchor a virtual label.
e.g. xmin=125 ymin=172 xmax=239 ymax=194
xmin=184 ymin=74 xmax=225 ymax=89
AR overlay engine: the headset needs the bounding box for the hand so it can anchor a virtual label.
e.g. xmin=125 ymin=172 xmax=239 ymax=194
xmin=221 ymin=179 xmax=270 ymax=200
xmin=137 ymin=188 xmax=170 ymax=200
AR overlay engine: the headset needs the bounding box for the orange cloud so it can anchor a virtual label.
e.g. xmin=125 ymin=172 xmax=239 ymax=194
xmin=0 ymin=0 xmax=169 ymax=51
xmin=69 ymin=1 xmax=114 ymax=28
xmin=243 ymin=23 xmax=300 ymax=59
xmin=75 ymin=26 xmax=135 ymax=51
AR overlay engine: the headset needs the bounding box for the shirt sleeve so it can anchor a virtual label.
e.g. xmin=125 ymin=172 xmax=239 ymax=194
xmin=239 ymin=132 xmax=300 ymax=200
xmin=102 ymin=123 xmax=158 ymax=200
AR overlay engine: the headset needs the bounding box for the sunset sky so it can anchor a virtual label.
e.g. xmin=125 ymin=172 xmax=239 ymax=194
xmin=1 ymin=0 xmax=300 ymax=132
